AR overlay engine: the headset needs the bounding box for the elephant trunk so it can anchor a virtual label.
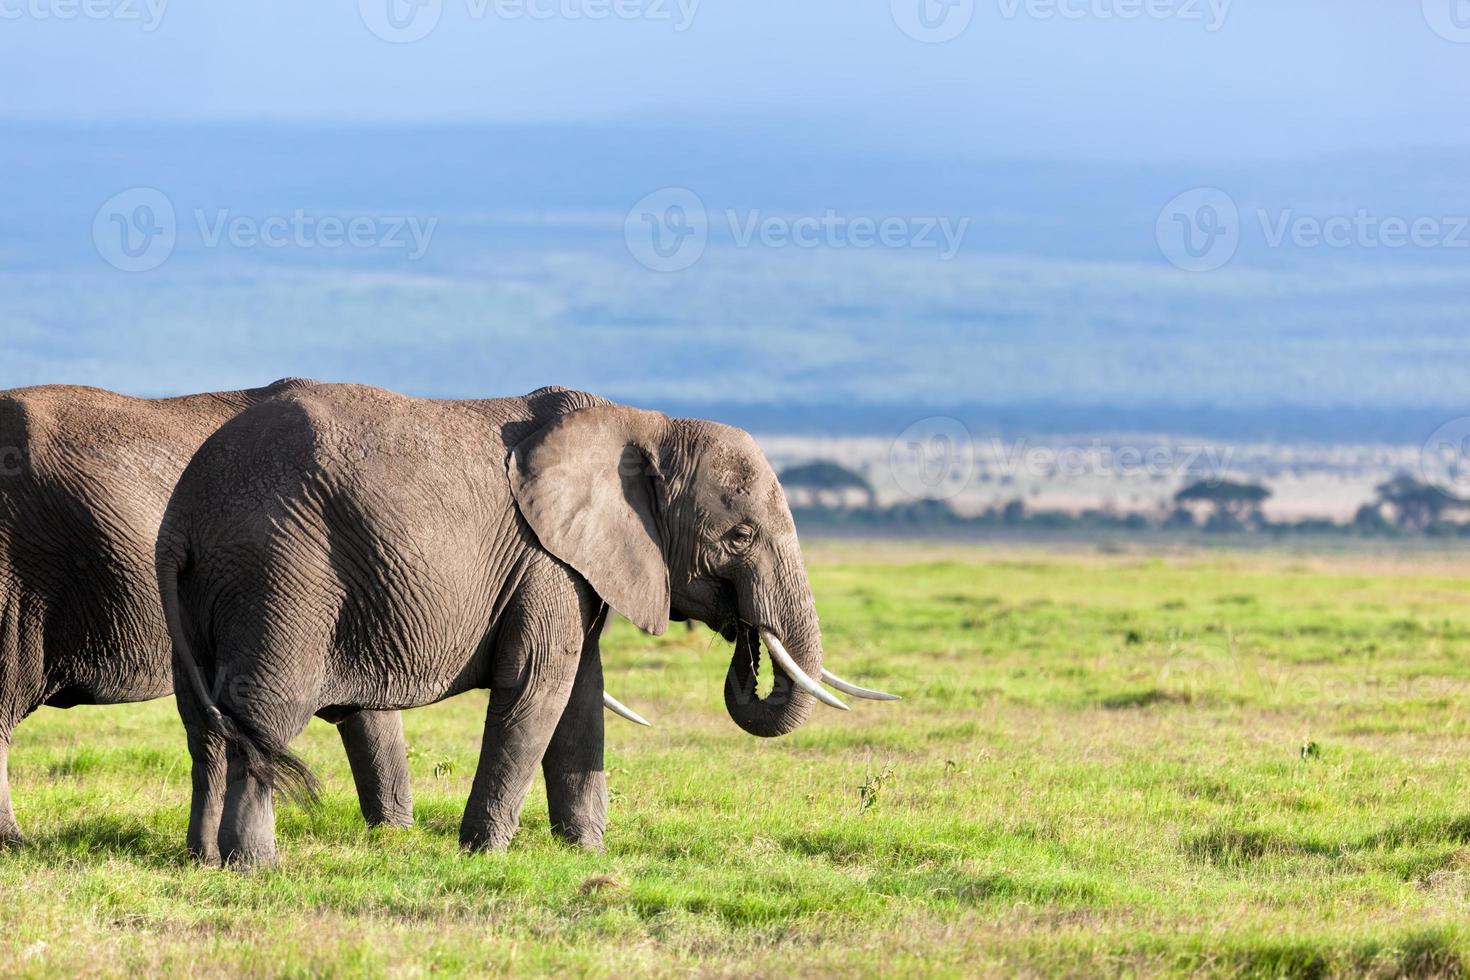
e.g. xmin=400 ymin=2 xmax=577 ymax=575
xmin=723 ymin=556 xmax=824 ymax=738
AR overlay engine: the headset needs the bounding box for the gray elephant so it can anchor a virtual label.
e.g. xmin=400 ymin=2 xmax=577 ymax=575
xmin=158 ymin=383 xmax=894 ymax=867
xmin=0 ymin=379 xmax=413 ymax=854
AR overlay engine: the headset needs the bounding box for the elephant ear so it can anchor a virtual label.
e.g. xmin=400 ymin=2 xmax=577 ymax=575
xmin=508 ymin=405 xmax=671 ymax=635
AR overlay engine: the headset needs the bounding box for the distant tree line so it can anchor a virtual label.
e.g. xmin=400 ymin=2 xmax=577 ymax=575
xmin=780 ymin=462 xmax=1470 ymax=538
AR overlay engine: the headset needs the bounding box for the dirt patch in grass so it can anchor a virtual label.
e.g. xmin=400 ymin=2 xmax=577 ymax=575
xmin=1099 ymin=688 xmax=1194 ymax=710
xmin=1182 ymin=827 xmax=1336 ymax=865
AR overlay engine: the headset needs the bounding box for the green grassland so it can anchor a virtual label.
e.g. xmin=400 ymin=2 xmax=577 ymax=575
xmin=7 ymin=542 xmax=1470 ymax=977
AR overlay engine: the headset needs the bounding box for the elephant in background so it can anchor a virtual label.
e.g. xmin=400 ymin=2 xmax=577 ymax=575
xmin=158 ymin=383 xmax=894 ymax=867
xmin=0 ymin=379 xmax=413 ymax=853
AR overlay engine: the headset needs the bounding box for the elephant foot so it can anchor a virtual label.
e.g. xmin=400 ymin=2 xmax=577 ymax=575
xmin=220 ymin=816 xmax=277 ymax=870
xmin=362 ymin=803 xmax=414 ymax=830
xmin=0 ymin=826 xmax=23 ymax=851
xmin=219 ymin=768 xmax=278 ymax=871
xmin=220 ymin=817 xmax=277 ymax=869
xmin=187 ymin=841 xmax=221 ymax=866
xmin=551 ymin=828 xmax=605 ymax=852
xmin=546 ymin=771 xmax=607 ymax=852
xmin=222 ymin=846 xmax=278 ymax=871
xmin=459 ymin=820 xmax=517 ymax=854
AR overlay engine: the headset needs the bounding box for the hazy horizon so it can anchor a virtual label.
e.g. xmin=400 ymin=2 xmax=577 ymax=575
xmin=4 ymin=3 xmax=1469 ymax=440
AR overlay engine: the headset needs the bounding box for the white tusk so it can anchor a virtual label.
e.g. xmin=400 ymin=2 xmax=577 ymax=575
xmin=603 ymin=692 xmax=652 ymax=727
xmin=760 ymin=630 xmax=848 ymax=711
xmin=820 ymin=668 xmax=901 ymax=701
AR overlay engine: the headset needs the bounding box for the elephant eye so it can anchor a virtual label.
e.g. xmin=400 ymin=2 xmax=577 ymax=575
xmin=727 ymin=523 xmax=756 ymax=548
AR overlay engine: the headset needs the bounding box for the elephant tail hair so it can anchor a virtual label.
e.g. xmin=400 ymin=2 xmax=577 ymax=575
xmin=157 ymin=535 xmax=321 ymax=809
xmin=206 ymin=710 xmax=322 ymax=810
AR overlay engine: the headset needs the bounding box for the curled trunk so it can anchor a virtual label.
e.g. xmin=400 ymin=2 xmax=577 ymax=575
xmin=724 ymin=619 xmax=821 ymax=738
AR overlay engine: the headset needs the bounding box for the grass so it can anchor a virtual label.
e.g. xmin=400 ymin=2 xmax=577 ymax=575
xmin=8 ymin=541 xmax=1470 ymax=976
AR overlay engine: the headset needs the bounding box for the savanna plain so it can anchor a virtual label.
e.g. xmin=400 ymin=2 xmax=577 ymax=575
xmin=6 ymin=541 xmax=1470 ymax=977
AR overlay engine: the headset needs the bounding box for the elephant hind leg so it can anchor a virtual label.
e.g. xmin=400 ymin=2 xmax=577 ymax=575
xmin=212 ymin=680 xmax=321 ymax=869
xmin=216 ymin=705 xmax=317 ymax=869
xmin=0 ymin=730 xmax=19 ymax=847
xmin=219 ymin=741 xmax=278 ymax=869
xmin=183 ymin=724 xmax=227 ymax=865
xmin=0 ymin=591 xmax=29 ymax=847
xmin=336 ymin=710 xmax=413 ymax=829
xmin=173 ymin=649 xmax=231 ymax=865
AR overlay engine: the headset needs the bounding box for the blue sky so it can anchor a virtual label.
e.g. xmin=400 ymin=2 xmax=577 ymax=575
xmin=2 ymin=0 xmax=1467 ymax=163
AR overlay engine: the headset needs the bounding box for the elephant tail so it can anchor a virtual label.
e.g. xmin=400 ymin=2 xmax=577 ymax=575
xmin=157 ymin=533 xmax=320 ymax=808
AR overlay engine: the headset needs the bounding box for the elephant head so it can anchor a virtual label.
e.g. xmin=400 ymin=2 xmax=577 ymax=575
xmin=508 ymin=405 xmax=895 ymax=738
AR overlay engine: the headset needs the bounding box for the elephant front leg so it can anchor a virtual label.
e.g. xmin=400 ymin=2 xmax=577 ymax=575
xmin=337 ymin=710 xmax=413 ymax=829
xmin=460 ymin=597 xmax=584 ymax=853
xmin=542 ymin=608 xmax=607 ymax=850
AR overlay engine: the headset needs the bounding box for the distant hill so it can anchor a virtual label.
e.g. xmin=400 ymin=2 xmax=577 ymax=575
xmin=643 ymin=402 xmax=1463 ymax=445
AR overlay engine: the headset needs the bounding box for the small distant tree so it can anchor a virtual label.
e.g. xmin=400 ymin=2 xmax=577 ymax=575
xmin=1370 ymin=474 xmax=1461 ymax=532
xmin=1163 ymin=505 xmax=1197 ymax=530
xmin=887 ymin=497 xmax=959 ymax=525
xmin=1353 ymin=502 xmax=1392 ymax=533
xmin=1174 ymin=480 xmax=1271 ymax=530
xmin=779 ymin=461 xmax=876 ymax=510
